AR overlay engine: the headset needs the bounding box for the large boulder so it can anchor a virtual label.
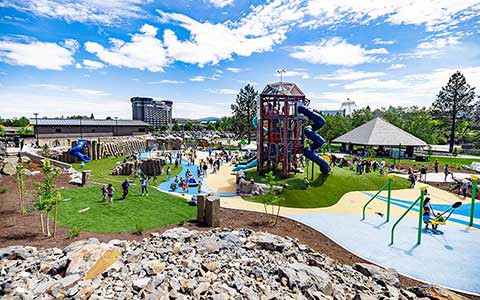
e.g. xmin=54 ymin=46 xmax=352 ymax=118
xmin=409 ymin=284 xmax=469 ymax=300
xmin=278 ymin=263 xmax=333 ymax=295
xmin=354 ymin=263 xmax=400 ymax=288
xmin=1 ymin=160 xmax=16 ymax=175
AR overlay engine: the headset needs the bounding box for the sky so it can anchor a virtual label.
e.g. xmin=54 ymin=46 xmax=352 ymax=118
xmin=0 ymin=0 xmax=479 ymax=120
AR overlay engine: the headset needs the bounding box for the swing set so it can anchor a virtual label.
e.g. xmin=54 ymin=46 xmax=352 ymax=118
xmin=361 ymin=174 xmax=479 ymax=245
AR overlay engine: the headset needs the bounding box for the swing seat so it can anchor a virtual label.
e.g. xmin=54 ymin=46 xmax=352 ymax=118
xmin=427 ymin=220 xmax=446 ymax=226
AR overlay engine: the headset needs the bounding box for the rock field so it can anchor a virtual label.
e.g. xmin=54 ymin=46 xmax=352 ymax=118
xmin=0 ymin=228 xmax=467 ymax=300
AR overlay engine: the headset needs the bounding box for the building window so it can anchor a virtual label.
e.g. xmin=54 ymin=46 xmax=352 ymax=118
xmin=55 ymin=128 xmax=62 ymax=133
xmin=139 ymin=128 xmax=146 ymax=132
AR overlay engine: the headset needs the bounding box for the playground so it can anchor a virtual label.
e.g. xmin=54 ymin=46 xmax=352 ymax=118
xmin=2 ymin=81 xmax=479 ymax=297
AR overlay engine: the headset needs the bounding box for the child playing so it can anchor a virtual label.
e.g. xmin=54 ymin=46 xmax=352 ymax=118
xmin=107 ymin=184 xmax=114 ymax=206
xmin=304 ymin=177 xmax=311 ymax=190
xmin=101 ymin=184 xmax=107 ymax=201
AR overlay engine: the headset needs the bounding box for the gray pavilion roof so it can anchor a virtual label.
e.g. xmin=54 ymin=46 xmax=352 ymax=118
xmin=332 ymin=117 xmax=427 ymax=146
xmin=30 ymin=118 xmax=149 ymax=127
xmin=261 ymin=82 xmax=305 ymax=96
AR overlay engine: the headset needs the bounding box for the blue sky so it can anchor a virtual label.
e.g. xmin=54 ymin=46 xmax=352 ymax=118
xmin=0 ymin=0 xmax=479 ymax=119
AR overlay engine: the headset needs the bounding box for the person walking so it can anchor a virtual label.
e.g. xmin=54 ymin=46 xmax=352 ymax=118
xmin=166 ymin=166 xmax=172 ymax=180
xmin=198 ymin=180 xmax=202 ymax=193
xmin=443 ymin=165 xmax=451 ymax=181
xmin=203 ymin=162 xmax=208 ymax=178
xmin=434 ymin=160 xmax=439 ymax=173
xmin=107 ymin=184 xmax=114 ymax=206
xmin=140 ymin=175 xmax=149 ymax=196
xmin=121 ymin=179 xmax=131 ymax=200
xmin=101 ymin=184 xmax=107 ymax=202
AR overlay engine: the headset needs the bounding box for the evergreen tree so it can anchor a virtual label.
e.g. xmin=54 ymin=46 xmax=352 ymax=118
xmin=90 ymin=113 xmax=95 ymax=119
xmin=231 ymin=84 xmax=258 ymax=142
xmin=172 ymin=121 xmax=180 ymax=131
xmin=432 ymin=71 xmax=476 ymax=152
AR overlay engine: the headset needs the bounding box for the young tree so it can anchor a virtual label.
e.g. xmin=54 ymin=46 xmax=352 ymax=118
xmin=183 ymin=121 xmax=193 ymax=131
xmin=15 ymin=162 xmax=28 ymax=214
xmin=231 ymin=84 xmax=258 ymax=143
xmin=172 ymin=121 xmax=181 ymax=131
xmin=259 ymin=171 xmax=282 ymax=226
xmin=206 ymin=121 xmax=215 ymax=131
xmin=32 ymin=159 xmax=61 ymax=237
xmin=432 ymin=71 xmax=476 ymax=153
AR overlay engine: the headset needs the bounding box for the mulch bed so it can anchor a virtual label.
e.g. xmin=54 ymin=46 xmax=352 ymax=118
xmin=0 ymin=164 xmax=475 ymax=297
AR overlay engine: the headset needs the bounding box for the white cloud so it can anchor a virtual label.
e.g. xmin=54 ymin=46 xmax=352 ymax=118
xmin=2 ymin=0 xmax=152 ymax=25
xmin=389 ymin=63 xmax=406 ymax=70
xmin=157 ymin=0 xmax=303 ymax=66
xmin=406 ymin=35 xmax=462 ymax=58
xmin=0 ymin=38 xmax=76 ymax=70
xmin=82 ymin=59 xmax=105 ymax=70
xmin=206 ymin=88 xmax=238 ymax=95
xmin=146 ymin=79 xmax=184 ymax=84
xmin=303 ymin=1 xmax=480 ymax=31
xmin=30 ymin=83 xmax=111 ymax=96
xmin=208 ymin=0 xmax=234 ymax=8
xmin=226 ymin=67 xmax=247 ymax=73
xmin=275 ymin=70 xmax=309 ymax=79
xmin=372 ymin=38 xmax=395 ymax=45
xmin=290 ymin=37 xmax=388 ymax=66
xmin=190 ymin=75 xmax=206 ymax=82
xmin=315 ymin=69 xmax=385 ymax=81
xmin=84 ymin=24 xmax=170 ymax=72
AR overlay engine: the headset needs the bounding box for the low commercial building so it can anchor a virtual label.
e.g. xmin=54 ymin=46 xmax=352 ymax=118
xmin=30 ymin=118 xmax=150 ymax=140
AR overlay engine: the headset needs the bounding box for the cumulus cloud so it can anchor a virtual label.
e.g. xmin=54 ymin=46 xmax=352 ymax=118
xmin=0 ymin=38 xmax=76 ymax=70
xmin=1 ymin=0 xmax=152 ymax=25
xmin=389 ymin=63 xmax=406 ymax=69
xmin=146 ymin=79 xmax=184 ymax=84
xmin=290 ymin=37 xmax=388 ymax=66
xmin=82 ymin=59 xmax=105 ymax=69
xmin=372 ymin=38 xmax=395 ymax=45
xmin=302 ymin=1 xmax=480 ymax=31
xmin=226 ymin=67 xmax=247 ymax=73
xmin=190 ymin=76 xmax=206 ymax=82
xmin=208 ymin=0 xmax=234 ymax=8
xmin=84 ymin=24 xmax=170 ymax=72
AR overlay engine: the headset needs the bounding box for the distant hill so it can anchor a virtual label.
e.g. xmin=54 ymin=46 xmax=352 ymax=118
xmin=197 ymin=117 xmax=220 ymax=122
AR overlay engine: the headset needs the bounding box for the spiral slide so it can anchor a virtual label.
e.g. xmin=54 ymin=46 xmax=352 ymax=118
xmin=69 ymin=140 xmax=91 ymax=163
xmin=297 ymin=104 xmax=330 ymax=175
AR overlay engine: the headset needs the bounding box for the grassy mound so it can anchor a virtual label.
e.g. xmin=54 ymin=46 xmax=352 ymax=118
xmin=52 ymin=157 xmax=193 ymax=233
xmin=244 ymin=166 xmax=410 ymax=208
xmin=56 ymin=185 xmax=195 ymax=233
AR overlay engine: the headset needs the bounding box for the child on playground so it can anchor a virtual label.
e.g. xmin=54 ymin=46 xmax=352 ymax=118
xmin=304 ymin=177 xmax=311 ymax=190
xmin=140 ymin=175 xmax=149 ymax=196
xmin=101 ymin=184 xmax=107 ymax=201
xmin=166 ymin=166 xmax=171 ymax=180
xmin=107 ymin=184 xmax=114 ymax=206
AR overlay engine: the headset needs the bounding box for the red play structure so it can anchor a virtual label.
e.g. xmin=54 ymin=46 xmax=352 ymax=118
xmin=256 ymin=82 xmax=330 ymax=178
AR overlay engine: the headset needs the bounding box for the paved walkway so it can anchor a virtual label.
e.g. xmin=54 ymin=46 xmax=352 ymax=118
xmin=155 ymin=150 xmax=480 ymax=294
xmin=397 ymin=172 xmax=479 ymax=183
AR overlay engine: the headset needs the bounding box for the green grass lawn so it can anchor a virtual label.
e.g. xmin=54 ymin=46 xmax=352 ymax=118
xmin=244 ymin=166 xmax=410 ymax=208
xmin=52 ymin=157 xmax=192 ymax=233
xmin=72 ymin=156 xmax=182 ymax=184
xmin=55 ymin=185 xmax=195 ymax=233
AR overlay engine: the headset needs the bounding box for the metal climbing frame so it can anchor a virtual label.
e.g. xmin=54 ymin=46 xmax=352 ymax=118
xmin=362 ymin=174 xmax=394 ymax=222
xmin=470 ymin=175 xmax=478 ymax=227
xmin=390 ymin=186 xmax=427 ymax=245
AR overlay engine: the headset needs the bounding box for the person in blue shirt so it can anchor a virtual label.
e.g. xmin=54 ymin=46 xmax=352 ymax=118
xmin=121 ymin=179 xmax=132 ymax=200
xmin=140 ymin=175 xmax=149 ymax=196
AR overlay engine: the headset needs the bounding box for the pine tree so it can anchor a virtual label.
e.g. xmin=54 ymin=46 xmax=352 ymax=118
xmin=230 ymin=84 xmax=258 ymax=143
xmin=432 ymin=71 xmax=476 ymax=153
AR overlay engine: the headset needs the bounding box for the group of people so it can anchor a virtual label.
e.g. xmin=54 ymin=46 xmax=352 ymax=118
xmin=100 ymin=176 xmax=150 ymax=206
xmin=350 ymin=157 xmax=386 ymax=176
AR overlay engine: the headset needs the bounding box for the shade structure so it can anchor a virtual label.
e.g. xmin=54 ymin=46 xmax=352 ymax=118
xmin=332 ymin=117 xmax=427 ymax=147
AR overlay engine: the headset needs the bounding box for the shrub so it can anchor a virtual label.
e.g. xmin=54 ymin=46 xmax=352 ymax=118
xmin=135 ymin=223 xmax=145 ymax=234
xmin=0 ymin=187 xmax=7 ymax=194
xmin=67 ymin=227 xmax=81 ymax=238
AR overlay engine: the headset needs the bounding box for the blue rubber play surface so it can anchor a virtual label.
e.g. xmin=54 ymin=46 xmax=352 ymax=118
xmin=157 ymin=157 xmax=236 ymax=197
xmin=289 ymin=213 xmax=480 ymax=294
xmin=364 ymin=192 xmax=480 ymax=229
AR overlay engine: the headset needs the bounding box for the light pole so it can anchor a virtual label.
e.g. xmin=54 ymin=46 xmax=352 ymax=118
xmin=79 ymin=117 xmax=83 ymax=140
xmin=114 ymin=117 xmax=118 ymax=136
xmin=33 ymin=113 xmax=39 ymax=147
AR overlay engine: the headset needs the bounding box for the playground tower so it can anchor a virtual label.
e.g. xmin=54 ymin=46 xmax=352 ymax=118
xmin=256 ymin=82 xmax=306 ymax=178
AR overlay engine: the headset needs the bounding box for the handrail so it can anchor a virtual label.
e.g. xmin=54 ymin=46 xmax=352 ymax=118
xmin=470 ymin=175 xmax=478 ymax=227
xmin=390 ymin=187 xmax=426 ymax=245
xmin=362 ymin=175 xmax=394 ymax=221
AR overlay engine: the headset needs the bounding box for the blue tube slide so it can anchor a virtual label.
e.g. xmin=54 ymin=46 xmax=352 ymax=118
xmin=252 ymin=116 xmax=268 ymax=134
xmin=297 ymin=104 xmax=330 ymax=175
xmin=69 ymin=140 xmax=92 ymax=163
xmin=232 ymin=159 xmax=257 ymax=171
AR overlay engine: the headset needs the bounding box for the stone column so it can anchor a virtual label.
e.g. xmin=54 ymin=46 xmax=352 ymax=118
xmin=205 ymin=195 xmax=220 ymax=227
xmin=81 ymin=170 xmax=91 ymax=186
xmin=197 ymin=194 xmax=206 ymax=223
